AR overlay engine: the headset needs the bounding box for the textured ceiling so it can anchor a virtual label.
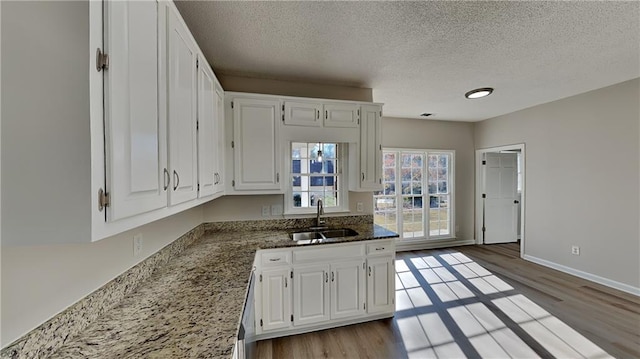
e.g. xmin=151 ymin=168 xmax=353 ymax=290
xmin=175 ymin=1 xmax=640 ymax=122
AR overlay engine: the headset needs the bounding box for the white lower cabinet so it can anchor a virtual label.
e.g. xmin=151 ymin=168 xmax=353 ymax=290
xmin=293 ymin=264 xmax=330 ymax=326
xmin=330 ymin=260 xmax=366 ymax=320
xmin=255 ymin=239 xmax=394 ymax=338
xmin=367 ymin=256 xmax=395 ymax=314
xmin=259 ymin=268 xmax=292 ymax=332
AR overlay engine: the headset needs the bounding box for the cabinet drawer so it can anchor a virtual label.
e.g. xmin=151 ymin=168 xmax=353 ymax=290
xmin=293 ymin=243 xmax=364 ymax=263
xmin=366 ymin=242 xmax=393 ymax=255
xmin=261 ymin=250 xmax=292 ymax=267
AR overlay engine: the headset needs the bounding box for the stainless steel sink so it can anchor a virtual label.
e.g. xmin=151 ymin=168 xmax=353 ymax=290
xmin=289 ymin=228 xmax=358 ymax=243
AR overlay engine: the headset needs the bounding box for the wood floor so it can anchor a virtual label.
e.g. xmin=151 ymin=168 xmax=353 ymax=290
xmin=255 ymin=243 xmax=640 ymax=358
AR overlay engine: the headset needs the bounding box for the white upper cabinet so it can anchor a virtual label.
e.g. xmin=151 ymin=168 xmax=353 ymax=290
xmin=213 ymin=84 xmax=226 ymax=196
xmin=284 ymin=101 xmax=323 ymax=127
xmin=104 ymin=0 xmax=167 ymax=221
xmin=350 ymin=104 xmax=383 ymax=191
xmin=166 ymin=5 xmax=199 ymax=205
xmin=232 ymin=98 xmax=282 ymax=191
xmin=324 ymin=103 xmax=360 ymax=128
xmin=197 ymin=55 xmax=216 ymax=198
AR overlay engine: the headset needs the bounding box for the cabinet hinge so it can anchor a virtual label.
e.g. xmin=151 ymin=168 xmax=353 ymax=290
xmin=379 ymin=144 xmax=382 ymax=151
xmin=364 ymin=303 xmax=366 ymax=310
xmin=231 ymin=101 xmax=234 ymax=109
xmin=380 ymin=111 xmax=382 ymax=117
xmin=282 ymin=114 xmax=285 ymax=122
xmin=357 ymin=109 xmax=360 ymax=116
xmin=482 ymin=226 xmax=486 ymax=233
xmin=290 ymin=271 xmax=293 ymax=279
xmin=357 ymin=118 xmax=360 ymax=125
xmin=98 ymin=188 xmax=110 ymax=211
xmin=260 ymin=319 xmax=263 ymax=327
xmin=259 ymin=274 xmax=262 ymax=282
xmin=196 ymin=120 xmax=199 ymax=131
xmin=231 ymin=141 xmax=235 ymax=149
xmin=197 ymin=183 xmax=200 ymax=191
xmin=291 ymin=315 xmax=294 ymax=322
xmin=96 ymin=48 xmax=109 ymax=72
xmin=282 ymin=104 xmax=285 ymax=111
xmin=196 ymin=59 xmax=199 ymax=68
xmin=482 ymin=160 xmax=486 ymax=165
xmin=232 ymin=180 xmax=235 ymax=187
xmin=482 ymin=193 xmax=486 ymax=199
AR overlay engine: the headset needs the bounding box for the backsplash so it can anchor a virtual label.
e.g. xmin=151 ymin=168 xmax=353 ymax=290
xmin=204 ymin=214 xmax=374 ymax=234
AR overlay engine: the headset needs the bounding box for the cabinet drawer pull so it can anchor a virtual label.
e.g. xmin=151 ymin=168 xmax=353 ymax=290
xmin=269 ymin=258 xmax=281 ymax=262
xmin=376 ymin=247 xmax=385 ymax=251
xmin=173 ymin=170 xmax=180 ymax=191
xmin=163 ymin=168 xmax=170 ymax=191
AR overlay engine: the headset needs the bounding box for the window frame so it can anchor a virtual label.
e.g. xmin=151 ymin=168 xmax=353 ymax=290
xmin=284 ymin=141 xmax=349 ymax=215
xmin=374 ymin=148 xmax=456 ymax=241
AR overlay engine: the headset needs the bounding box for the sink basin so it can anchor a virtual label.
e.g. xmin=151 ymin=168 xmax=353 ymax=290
xmin=290 ymin=232 xmax=324 ymax=241
xmin=289 ymin=228 xmax=358 ymax=242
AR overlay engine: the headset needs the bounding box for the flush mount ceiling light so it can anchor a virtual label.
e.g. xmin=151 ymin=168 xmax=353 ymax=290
xmin=465 ymin=87 xmax=494 ymax=99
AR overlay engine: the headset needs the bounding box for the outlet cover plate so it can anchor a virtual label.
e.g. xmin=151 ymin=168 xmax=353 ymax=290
xmin=261 ymin=205 xmax=270 ymax=217
xmin=133 ymin=234 xmax=143 ymax=257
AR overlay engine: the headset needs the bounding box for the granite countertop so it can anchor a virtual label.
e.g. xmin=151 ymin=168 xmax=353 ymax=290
xmin=50 ymin=223 xmax=397 ymax=359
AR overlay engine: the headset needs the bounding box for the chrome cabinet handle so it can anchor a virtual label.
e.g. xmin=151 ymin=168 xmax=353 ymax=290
xmin=376 ymin=247 xmax=385 ymax=251
xmin=331 ymin=272 xmax=334 ymax=282
xmin=362 ymin=173 xmax=365 ymax=181
xmin=163 ymin=168 xmax=170 ymax=191
xmin=325 ymin=272 xmax=328 ymax=283
xmin=317 ymin=110 xmax=320 ymax=120
xmin=276 ymin=173 xmax=280 ymax=183
xmin=368 ymin=266 xmax=371 ymax=277
xmin=285 ymin=277 xmax=288 ymax=288
xmin=173 ymin=170 xmax=180 ymax=191
xmin=269 ymin=258 xmax=280 ymax=262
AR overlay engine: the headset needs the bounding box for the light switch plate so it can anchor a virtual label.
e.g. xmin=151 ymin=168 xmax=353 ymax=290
xmin=356 ymin=202 xmax=364 ymax=212
xmin=261 ymin=205 xmax=270 ymax=217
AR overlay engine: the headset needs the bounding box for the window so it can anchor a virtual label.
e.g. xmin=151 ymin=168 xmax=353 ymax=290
xmin=374 ymin=149 xmax=454 ymax=240
xmin=287 ymin=142 xmax=346 ymax=213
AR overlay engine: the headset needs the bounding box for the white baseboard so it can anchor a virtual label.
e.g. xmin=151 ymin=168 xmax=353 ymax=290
xmin=396 ymin=238 xmax=475 ymax=252
xmin=523 ymin=254 xmax=640 ymax=296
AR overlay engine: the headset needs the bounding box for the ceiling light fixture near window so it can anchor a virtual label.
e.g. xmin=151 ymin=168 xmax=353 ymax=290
xmin=316 ymin=143 xmax=323 ymax=163
xmin=465 ymin=87 xmax=494 ymax=99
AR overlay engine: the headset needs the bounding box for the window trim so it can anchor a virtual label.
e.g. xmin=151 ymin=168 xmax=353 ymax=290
xmin=284 ymin=141 xmax=349 ymax=215
xmin=374 ymin=147 xmax=456 ymax=241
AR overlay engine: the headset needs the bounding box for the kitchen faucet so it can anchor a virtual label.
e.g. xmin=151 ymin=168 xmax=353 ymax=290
xmin=314 ymin=199 xmax=326 ymax=229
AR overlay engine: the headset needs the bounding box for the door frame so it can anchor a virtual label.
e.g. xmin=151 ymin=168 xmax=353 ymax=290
xmin=475 ymin=143 xmax=526 ymax=258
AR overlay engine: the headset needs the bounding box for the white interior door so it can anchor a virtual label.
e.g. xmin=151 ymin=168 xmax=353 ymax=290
xmin=483 ymin=152 xmax=518 ymax=244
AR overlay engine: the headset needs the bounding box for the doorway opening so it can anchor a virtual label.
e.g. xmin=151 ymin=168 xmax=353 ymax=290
xmin=475 ymin=144 xmax=525 ymax=258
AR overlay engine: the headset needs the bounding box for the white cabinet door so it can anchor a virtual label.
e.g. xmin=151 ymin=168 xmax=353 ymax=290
xmin=324 ymin=103 xmax=360 ymax=128
xmin=104 ymin=0 xmax=167 ymax=221
xmin=197 ymin=55 xmax=216 ymax=198
xmin=367 ymin=256 xmax=395 ymax=314
xmin=358 ymin=104 xmax=383 ymax=191
xmin=233 ymin=98 xmax=282 ymax=191
xmin=330 ymin=260 xmax=366 ymax=320
xmin=260 ymin=268 xmax=292 ymax=332
xmin=293 ymin=264 xmax=330 ymax=326
xmin=284 ymin=101 xmax=322 ymax=127
xmin=213 ymin=84 xmax=225 ymax=196
xmin=167 ymin=6 xmax=198 ymax=205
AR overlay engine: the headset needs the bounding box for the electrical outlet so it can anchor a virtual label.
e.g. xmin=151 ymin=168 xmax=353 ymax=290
xmin=261 ymin=205 xmax=270 ymax=217
xmin=571 ymin=245 xmax=580 ymax=256
xmin=271 ymin=204 xmax=283 ymax=216
xmin=133 ymin=234 xmax=143 ymax=257
xmin=356 ymin=202 xmax=364 ymax=212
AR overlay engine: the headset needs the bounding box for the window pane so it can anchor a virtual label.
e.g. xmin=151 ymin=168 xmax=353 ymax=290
xmin=428 ymin=155 xmax=437 ymax=167
xmin=309 ymin=161 xmax=322 ymax=173
xmin=401 ymin=182 xmax=411 ymax=194
xmin=384 ymin=168 xmax=395 ymax=182
xmin=412 ymin=154 xmax=423 ymax=167
xmin=401 ymin=168 xmax=411 ymax=181
xmin=323 ymin=160 xmax=336 ymax=174
xmin=292 ymin=176 xmax=301 ymax=187
xmin=438 ymin=181 xmax=447 ymax=193
xmin=412 ymin=182 xmax=422 ymax=195
xmin=439 ymin=155 xmax=448 ymax=168
xmin=384 ymin=182 xmax=395 ymax=195
xmin=384 ymin=153 xmax=395 ymax=167
xmin=428 ymin=181 xmax=437 ymax=194
xmin=402 ymin=154 xmax=411 ymax=167
xmin=293 ymin=192 xmax=302 ymax=207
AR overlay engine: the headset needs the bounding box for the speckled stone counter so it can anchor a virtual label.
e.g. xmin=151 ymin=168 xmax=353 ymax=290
xmin=48 ymin=219 xmax=397 ymax=359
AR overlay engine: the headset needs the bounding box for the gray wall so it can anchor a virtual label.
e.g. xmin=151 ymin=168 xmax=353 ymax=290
xmin=475 ymin=78 xmax=640 ymax=289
